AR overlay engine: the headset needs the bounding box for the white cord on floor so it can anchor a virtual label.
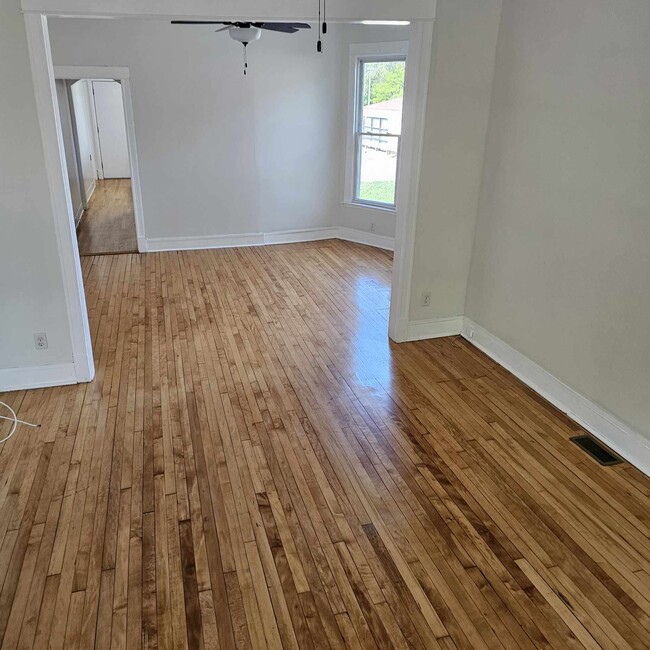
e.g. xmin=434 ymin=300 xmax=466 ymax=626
xmin=0 ymin=401 xmax=41 ymax=444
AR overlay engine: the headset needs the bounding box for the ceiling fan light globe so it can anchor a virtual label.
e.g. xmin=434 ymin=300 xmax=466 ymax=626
xmin=229 ymin=27 xmax=262 ymax=44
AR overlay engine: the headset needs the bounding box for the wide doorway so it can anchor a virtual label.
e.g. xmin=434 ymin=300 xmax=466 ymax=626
xmin=55 ymin=78 xmax=137 ymax=255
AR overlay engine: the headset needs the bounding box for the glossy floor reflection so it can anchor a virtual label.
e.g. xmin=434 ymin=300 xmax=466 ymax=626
xmin=352 ymin=275 xmax=393 ymax=386
xmin=0 ymin=240 xmax=648 ymax=649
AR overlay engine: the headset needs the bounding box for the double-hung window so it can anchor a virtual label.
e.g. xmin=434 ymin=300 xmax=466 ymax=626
xmin=351 ymin=54 xmax=406 ymax=209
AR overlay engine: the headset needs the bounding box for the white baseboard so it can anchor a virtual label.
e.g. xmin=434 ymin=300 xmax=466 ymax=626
xmin=406 ymin=316 xmax=464 ymax=341
xmin=146 ymin=232 xmax=263 ymax=252
xmin=0 ymin=363 xmax=77 ymax=393
xmin=72 ymin=351 xmax=95 ymax=384
xmin=145 ymin=227 xmax=395 ymax=254
xmin=74 ymin=203 xmax=84 ymax=228
xmin=337 ymin=227 xmax=395 ymax=251
xmin=85 ymin=179 xmax=96 ymax=203
xmin=461 ymin=318 xmax=650 ymax=477
xmin=263 ymin=227 xmax=339 ymax=245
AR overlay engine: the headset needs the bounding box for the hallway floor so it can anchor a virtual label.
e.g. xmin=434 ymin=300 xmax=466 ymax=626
xmin=77 ymin=179 xmax=137 ymax=256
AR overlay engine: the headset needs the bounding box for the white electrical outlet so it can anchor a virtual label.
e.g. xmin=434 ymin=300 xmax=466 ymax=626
xmin=421 ymin=292 xmax=432 ymax=307
xmin=34 ymin=333 xmax=48 ymax=350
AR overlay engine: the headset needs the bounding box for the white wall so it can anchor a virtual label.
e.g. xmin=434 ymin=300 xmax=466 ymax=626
xmin=0 ymin=0 xmax=73 ymax=372
xmin=49 ymin=18 xmax=346 ymax=240
xmin=70 ymin=79 xmax=98 ymax=202
xmin=49 ymin=19 xmax=417 ymax=243
xmin=466 ymin=0 xmax=650 ymax=440
xmin=408 ymin=0 xmax=503 ymax=322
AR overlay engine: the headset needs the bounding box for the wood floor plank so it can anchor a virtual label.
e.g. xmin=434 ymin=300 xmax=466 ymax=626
xmin=0 ymin=240 xmax=648 ymax=648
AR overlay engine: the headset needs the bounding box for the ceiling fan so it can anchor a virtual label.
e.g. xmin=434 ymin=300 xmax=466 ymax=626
xmin=171 ymin=21 xmax=313 ymax=74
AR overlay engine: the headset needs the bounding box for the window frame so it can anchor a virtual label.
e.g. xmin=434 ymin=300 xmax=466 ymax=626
xmin=344 ymin=42 xmax=409 ymax=213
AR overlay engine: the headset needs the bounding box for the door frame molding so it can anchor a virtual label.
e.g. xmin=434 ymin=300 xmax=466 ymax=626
xmin=388 ymin=20 xmax=434 ymax=342
xmin=24 ymin=14 xmax=94 ymax=383
xmin=54 ymin=65 xmax=147 ymax=253
xmin=63 ymin=80 xmax=89 ymax=211
xmin=23 ymin=11 xmax=433 ymax=389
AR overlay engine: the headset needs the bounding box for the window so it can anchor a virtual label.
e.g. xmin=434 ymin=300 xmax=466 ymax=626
xmin=352 ymin=56 xmax=406 ymax=209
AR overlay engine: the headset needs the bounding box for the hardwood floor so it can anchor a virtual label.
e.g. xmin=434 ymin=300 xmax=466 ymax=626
xmin=77 ymin=179 xmax=137 ymax=256
xmin=0 ymin=240 xmax=648 ymax=649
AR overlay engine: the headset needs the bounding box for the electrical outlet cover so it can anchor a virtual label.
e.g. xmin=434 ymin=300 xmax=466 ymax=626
xmin=34 ymin=333 xmax=48 ymax=350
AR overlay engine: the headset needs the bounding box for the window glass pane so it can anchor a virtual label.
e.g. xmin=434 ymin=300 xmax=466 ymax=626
xmin=361 ymin=60 xmax=405 ymax=135
xmin=357 ymin=135 xmax=399 ymax=205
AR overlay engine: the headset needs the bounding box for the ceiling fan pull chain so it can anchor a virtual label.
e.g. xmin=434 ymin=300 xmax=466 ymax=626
xmin=243 ymin=44 xmax=248 ymax=75
xmin=317 ymin=0 xmax=323 ymax=52
xmin=323 ymin=0 xmax=328 ymax=34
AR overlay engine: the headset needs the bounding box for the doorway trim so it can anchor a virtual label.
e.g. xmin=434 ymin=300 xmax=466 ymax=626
xmin=54 ymin=65 xmax=147 ymax=253
xmin=63 ymin=80 xmax=90 ymax=211
xmin=23 ymin=11 xmax=433 ymax=389
xmin=388 ymin=20 xmax=433 ymax=342
xmin=24 ymin=14 xmax=94 ymax=383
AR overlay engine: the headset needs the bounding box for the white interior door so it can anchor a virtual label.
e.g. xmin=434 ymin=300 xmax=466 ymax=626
xmin=71 ymin=80 xmax=98 ymax=202
xmin=56 ymin=80 xmax=84 ymax=224
xmin=92 ymin=80 xmax=130 ymax=179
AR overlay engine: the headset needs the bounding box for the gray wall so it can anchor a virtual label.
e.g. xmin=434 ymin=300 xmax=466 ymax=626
xmin=466 ymin=0 xmax=650 ymax=438
xmin=409 ymin=0 xmax=503 ymax=321
xmin=0 ymin=0 xmax=73 ymax=371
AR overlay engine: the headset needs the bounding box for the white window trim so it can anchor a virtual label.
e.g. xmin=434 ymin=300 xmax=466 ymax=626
xmin=343 ymin=41 xmax=409 ymax=212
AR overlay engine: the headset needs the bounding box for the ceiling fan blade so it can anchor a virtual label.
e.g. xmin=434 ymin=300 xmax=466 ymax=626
xmin=215 ymin=26 xmax=232 ymax=33
xmin=258 ymin=22 xmax=311 ymax=33
xmin=171 ymin=20 xmax=233 ymax=25
xmin=261 ymin=25 xmax=298 ymax=33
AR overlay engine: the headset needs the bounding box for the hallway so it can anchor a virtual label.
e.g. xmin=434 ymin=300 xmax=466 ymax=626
xmin=77 ymin=179 xmax=137 ymax=256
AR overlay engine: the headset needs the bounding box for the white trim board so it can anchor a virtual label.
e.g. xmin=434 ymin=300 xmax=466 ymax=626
xmin=461 ymin=318 xmax=650 ymax=478
xmin=0 ymin=363 xmax=77 ymax=393
xmin=406 ymin=316 xmax=463 ymax=341
xmin=24 ymin=14 xmax=95 ymax=384
xmin=74 ymin=202 xmax=84 ymax=226
xmin=145 ymin=227 xmax=394 ymax=253
xmin=86 ymin=177 xmax=96 ymax=203
xmin=22 ymin=0 xmax=437 ymax=22
xmin=263 ymin=227 xmax=338 ymax=246
xmin=388 ymin=21 xmax=435 ymax=344
xmin=338 ymin=227 xmax=394 ymax=251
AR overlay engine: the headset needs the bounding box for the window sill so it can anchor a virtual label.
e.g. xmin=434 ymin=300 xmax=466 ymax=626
xmin=342 ymin=201 xmax=397 ymax=214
